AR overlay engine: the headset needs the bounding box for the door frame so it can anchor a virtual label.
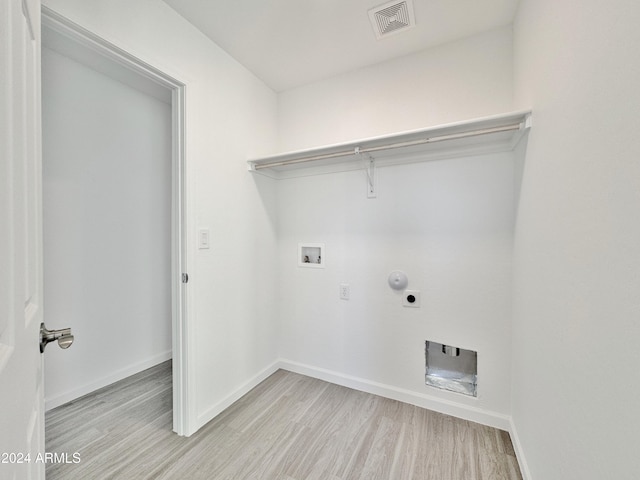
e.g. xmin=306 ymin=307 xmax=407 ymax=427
xmin=41 ymin=6 xmax=192 ymax=436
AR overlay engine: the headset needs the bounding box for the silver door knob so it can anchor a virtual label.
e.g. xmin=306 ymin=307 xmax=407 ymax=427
xmin=40 ymin=323 xmax=74 ymax=353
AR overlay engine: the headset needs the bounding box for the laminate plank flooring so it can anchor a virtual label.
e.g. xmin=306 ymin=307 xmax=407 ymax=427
xmin=46 ymin=361 xmax=522 ymax=479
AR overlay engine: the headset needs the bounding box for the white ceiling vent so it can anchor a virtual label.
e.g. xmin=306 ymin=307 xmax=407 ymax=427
xmin=368 ymin=0 xmax=416 ymax=40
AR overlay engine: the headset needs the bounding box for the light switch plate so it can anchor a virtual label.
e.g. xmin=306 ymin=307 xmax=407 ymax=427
xmin=198 ymin=229 xmax=210 ymax=249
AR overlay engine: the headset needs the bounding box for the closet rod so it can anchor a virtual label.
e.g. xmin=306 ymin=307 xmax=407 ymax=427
xmin=253 ymin=122 xmax=523 ymax=170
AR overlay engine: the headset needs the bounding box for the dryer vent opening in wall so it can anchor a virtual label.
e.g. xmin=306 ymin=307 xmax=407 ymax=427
xmin=368 ymin=0 xmax=416 ymax=40
xmin=425 ymin=341 xmax=477 ymax=397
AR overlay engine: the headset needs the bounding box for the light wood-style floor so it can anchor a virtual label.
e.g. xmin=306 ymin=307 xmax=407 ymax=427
xmin=46 ymin=361 xmax=522 ymax=479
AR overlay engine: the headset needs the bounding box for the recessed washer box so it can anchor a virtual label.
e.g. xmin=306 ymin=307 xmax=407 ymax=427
xmin=298 ymin=243 xmax=324 ymax=268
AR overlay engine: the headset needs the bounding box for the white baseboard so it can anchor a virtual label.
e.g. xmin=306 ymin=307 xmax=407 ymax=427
xmin=277 ymin=358 xmax=512 ymax=431
xmin=195 ymin=360 xmax=281 ymax=430
xmin=509 ymin=417 xmax=532 ymax=480
xmin=45 ymin=350 xmax=172 ymax=411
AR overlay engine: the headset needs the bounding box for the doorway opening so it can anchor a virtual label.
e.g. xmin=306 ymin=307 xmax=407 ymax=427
xmin=41 ymin=7 xmax=189 ymax=436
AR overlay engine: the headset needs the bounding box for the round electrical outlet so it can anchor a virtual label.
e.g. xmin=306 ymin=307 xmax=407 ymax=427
xmin=402 ymin=290 xmax=420 ymax=307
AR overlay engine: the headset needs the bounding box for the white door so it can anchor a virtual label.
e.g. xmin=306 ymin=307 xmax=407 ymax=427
xmin=0 ymin=0 xmax=45 ymax=479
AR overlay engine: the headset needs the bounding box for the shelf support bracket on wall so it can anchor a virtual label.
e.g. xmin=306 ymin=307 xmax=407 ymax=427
xmin=366 ymin=157 xmax=376 ymax=198
xmin=356 ymin=147 xmax=377 ymax=198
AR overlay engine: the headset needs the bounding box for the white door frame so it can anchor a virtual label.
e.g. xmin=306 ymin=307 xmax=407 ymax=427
xmin=41 ymin=6 xmax=191 ymax=436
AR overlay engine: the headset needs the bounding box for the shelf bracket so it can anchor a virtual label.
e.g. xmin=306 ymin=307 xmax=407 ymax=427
xmin=366 ymin=156 xmax=376 ymax=199
xmin=355 ymin=147 xmax=376 ymax=198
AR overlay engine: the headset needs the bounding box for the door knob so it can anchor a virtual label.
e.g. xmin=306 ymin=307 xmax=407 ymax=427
xmin=40 ymin=323 xmax=74 ymax=353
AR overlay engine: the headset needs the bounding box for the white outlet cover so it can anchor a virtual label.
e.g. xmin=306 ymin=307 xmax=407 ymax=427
xmin=403 ymin=290 xmax=420 ymax=307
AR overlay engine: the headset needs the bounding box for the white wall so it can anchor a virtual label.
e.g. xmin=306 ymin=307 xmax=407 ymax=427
xmin=42 ymin=46 xmax=173 ymax=409
xmin=512 ymin=0 xmax=640 ymax=478
xmin=275 ymin=27 xmax=517 ymax=426
xmin=43 ymin=0 xmax=280 ymax=435
xmin=42 ymin=48 xmax=171 ymax=408
xmin=278 ymin=26 xmax=513 ymax=151
xmin=277 ymin=153 xmax=517 ymax=424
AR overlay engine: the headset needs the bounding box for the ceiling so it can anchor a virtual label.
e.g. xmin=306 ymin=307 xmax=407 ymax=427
xmin=161 ymin=0 xmax=521 ymax=93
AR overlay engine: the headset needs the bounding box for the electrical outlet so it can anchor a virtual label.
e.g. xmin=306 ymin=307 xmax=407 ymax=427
xmin=403 ymin=290 xmax=420 ymax=307
xmin=339 ymin=283 xmax=350 ymax=300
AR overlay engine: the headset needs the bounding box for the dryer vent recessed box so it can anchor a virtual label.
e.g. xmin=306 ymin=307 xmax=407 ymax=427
xmin=425 ymin=341 xmax=477 ymax=397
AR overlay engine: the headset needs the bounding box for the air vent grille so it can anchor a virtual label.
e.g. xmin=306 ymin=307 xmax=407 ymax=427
xmin=369 ymin=0 xmax=415 ymax=39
